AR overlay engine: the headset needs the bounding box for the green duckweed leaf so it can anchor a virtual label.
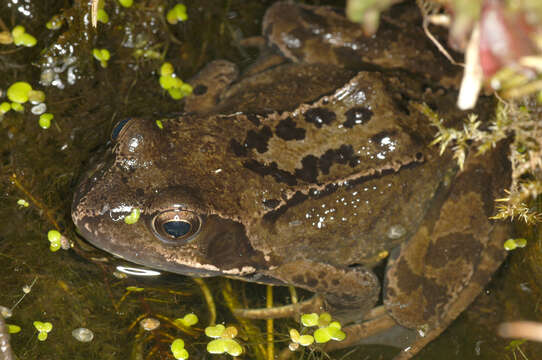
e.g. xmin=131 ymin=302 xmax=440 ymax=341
xmin=205 ymin=324 xmax=225 ymax=338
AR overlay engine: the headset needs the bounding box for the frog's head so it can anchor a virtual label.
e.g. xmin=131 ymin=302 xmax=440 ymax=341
xmin=72 ymin=117 xmax=271 ymax=278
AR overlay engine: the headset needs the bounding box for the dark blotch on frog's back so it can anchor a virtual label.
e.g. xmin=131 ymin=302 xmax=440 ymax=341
xmin=262 ymin=199 xmax=281 ymax=209
xmin=237 ymin=140 xmax=360 ymax=185
xmin=229 ymin=124 xmax=274 ymax=156
xmin=344 ymin=107 xmax=373 ymax=128
xmin=246 ymin=113 xmax=261 ymax=126
xmin=243 ymin=159 xmax=298 ymax=186
xmin=295 ymin=155 xmax=318 ymax=183
xmin=319 ymin=145 xmax=359 ymax=174
xmin=275 ymin=117 xmax=306 ymax=140
xmin=234 ymin=126 xmax=272 ymax=154
xmin=294 ymin=144 xmax=360 ymax=183
xmin=304 ymin=107 xmax=336 ymax=128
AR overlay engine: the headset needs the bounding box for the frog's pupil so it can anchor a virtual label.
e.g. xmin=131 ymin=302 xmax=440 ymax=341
xmin=163 ymin=220 xmax=191 ymax=238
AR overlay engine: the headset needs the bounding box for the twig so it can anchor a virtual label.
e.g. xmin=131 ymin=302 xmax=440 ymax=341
xmin=266 ymin=285 xmax=274 ymax=360
xmin=193 ymin=278 xmax=216 ymax=326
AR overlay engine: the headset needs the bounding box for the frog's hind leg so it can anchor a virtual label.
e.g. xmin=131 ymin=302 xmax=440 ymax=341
xmin=383 ymin=140 xmax=511 ymax=359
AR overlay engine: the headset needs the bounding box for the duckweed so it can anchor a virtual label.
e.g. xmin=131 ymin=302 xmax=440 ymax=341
xmin=289 ymin=329 xmax=314 ymax=346
xmin=46 ymin=15 xmax=64 ymax=30
xmin=300 ymin=313 xmax=319 ymax=327
xmin=39 ymin=113 xmax=54 ymax=129
xmin=295 ymin=312 xmax=346 ymax=347
xmin=205 ymin=325 xmax=242 ymax=356
xmin=158 ymin=63 xmax=193 ymax=100
xmin=124 ymin=208 xmax=141 ymax=224
xmin=167 ymin=4 xmax=188 ymax=25
xmin=171 ymin=338 xmax=189 ymax=360
xmin=11 ymin=26 xmax=37 ymax=47
xmin=175 ymin=313 xmax=198 ymax=327
xmin=17 ymin=199 xmax=29 ymax=207
xmin=97 ymin=9 xmax=109 ymax=24
xmin=0 ymin=102 xmax=11 ymax=114
xmin=504 ymin=238 xmax=528 ymax=251
xmin=205 ymin=324 xmax=226 ymax=338
xmin=11 ymin=26 xmax=25 ymax=39
xmin=7 ymin=82 xmax=32 ymax=103
xmin=28 ymin=89 xmax=45 ymax=103
xmin=33 ymin=321 xmax=53 ymax=341
xmin=503 ymin=239 xmax=516 ymax=251
xmin=159 ymin=74 xmax=182 ymax=90
xmin=47 ymin=230 xmax=61 ymax=243
xmin=92 ymin=48 xmax=111 ymax=68
xmin=49 ymin=241 xmax=61 ymax=252
xmin=8 ymin=324 xmax=21 ymax=334
xmin=47 ymin=229 xmax=62 ymax=252
xmin=118 ymin=0 xmax=133 ymax=8
xmin=207 ymin=338 xmax=242 ymax=356
xmin=168 ymin=84 xmax=192 ymax=100
xmin=313 ymin=321 xmax=345 ymax=343
xmin=10 ymin=102 xmax=24 ymax=112
xmin=160 ymin=62 xmax=174 ymax=76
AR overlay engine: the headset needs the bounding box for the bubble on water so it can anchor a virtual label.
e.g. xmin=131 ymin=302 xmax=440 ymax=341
xmin=31 ymin=103 xmax=46 ymax=115
xmin=72 ymin=328 xmax=94 ymax=342
xmin=140 ymin=318 xmax=160 ymax=331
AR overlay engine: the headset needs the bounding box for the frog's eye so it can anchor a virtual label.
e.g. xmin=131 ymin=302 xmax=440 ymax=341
xmin=111 ymin=118 xmax=131 ymax=141
xmin=151 ymin=209 xmax=202 ymax=245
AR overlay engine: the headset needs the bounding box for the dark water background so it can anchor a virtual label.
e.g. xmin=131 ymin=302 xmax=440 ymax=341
xmin=1 ymin=0 xmax=541 ymax=359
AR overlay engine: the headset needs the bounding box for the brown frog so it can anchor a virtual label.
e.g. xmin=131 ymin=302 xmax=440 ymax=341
xmin=72 ymin=2 xmax=510 ymax=358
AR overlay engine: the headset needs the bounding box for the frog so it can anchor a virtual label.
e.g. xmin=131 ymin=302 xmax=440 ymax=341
xmin=72 ymin=2 xmax=511 ymax=358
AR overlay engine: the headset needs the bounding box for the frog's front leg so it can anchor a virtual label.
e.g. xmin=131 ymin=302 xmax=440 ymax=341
xmin=264 ymin=260 xmax=380 ymax=323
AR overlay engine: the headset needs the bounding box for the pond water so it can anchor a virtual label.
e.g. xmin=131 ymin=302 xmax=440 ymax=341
xmin=0 ymin=0 xmax=541 ymax=359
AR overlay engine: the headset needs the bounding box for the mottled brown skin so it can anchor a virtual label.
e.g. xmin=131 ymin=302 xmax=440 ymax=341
xmin=72 ymin=2 xmax=510 ymax=358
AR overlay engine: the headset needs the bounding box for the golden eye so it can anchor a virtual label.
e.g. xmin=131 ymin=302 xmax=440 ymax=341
xmin=151 ymin=209 xmax=202 ymax=245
